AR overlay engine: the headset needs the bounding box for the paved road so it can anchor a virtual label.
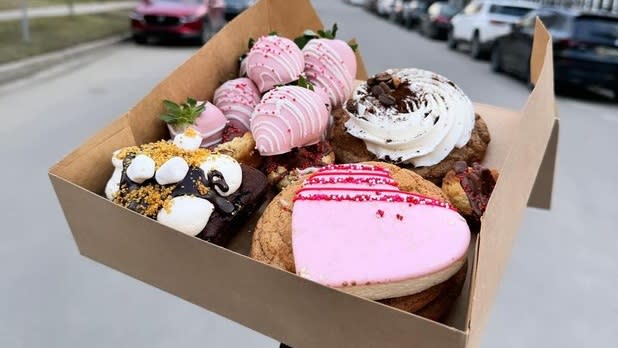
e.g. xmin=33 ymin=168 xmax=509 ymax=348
xmin=0 ymin=1 xmax=135 ymax=21
xmin=1 ymin=1 xmax=617 ymax=347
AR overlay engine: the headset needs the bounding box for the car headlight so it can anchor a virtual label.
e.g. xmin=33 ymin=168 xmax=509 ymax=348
xmin=180 ymin=14 xmax=201 ymax=24
xmin=129 ymin=11 xmax=144 ymax=21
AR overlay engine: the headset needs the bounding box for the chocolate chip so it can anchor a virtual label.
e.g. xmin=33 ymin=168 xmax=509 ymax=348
xmin=379 ymin=82 xmax=392 ymax=94
xmin=385 ymin=139 xmax=392 ymax=143
xmin=367 ymin=77 xmax=376 ymax=86
xmin=454 ymin=161 xmax=467 ymax=173
xmin=433 ymin=116 xmax=440 ymax=125
xmin=371 ymin=85 xmax=385 ymax=97
xmin=379 ymin=94 xmax=395 ymax=106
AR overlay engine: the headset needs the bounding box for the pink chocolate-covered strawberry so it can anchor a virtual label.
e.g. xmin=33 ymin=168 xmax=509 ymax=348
xmin=161 ymin=98 xmax=227 ymax=148
xmin=303 ymin=38 xmax=357 ymax=109
xmin=245 ymin=35 xmax=304 ymax=93
xmin=213 ymin=77 xmax=260 ymax=132
xmin=250 ymin=86 xmax=329 ymax=156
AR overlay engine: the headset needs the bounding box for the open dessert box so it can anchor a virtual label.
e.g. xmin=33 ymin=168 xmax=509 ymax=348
xmin=49 ymin=0 xmax=559 ymax=347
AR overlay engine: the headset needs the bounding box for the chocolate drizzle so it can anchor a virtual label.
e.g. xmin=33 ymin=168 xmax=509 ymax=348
xmin=454 ymin=161 xmax=496 ymax=221
xmin=171 ymin=167 xmax=236 ymax=215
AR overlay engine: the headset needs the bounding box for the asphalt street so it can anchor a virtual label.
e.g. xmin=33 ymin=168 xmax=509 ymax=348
xmin=1 ymin=0 xmax=617 ymax=347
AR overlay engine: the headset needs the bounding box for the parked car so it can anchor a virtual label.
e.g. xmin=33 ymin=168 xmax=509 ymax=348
xmin=448 ymin=0 xmax=538 ymax=59
xmin=130 ymin=0 xmax=253 ymax=44
xmin=390 ymin=0 xmax=411 ymax=23
xmin=223 ymin=0 xmax=254 ymax=21
xmin=364 ymin=0 xmax=379 ymax=12
xmin=418 ymin=1 xmax=458 ymax=39
xmin=491 ymin=8 xmax=618 ymax=97
xmin=343 ymin=0 xmax=366 ymax=5
xmin=402 ymin=0 xmax=434 ymax=28
xmin=376 ymin=0 xmax=395 ymax=17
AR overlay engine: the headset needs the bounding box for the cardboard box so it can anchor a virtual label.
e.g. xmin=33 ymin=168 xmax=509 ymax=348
xmin=49 ymin=0 xmax=559 ymax=346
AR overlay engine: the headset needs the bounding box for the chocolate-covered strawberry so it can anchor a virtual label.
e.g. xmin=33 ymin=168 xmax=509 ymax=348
xmin=296 ymin=24 xmax=358 ymax=109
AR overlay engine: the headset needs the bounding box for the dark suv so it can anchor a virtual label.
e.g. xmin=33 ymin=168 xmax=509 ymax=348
xmin=491 ymin=8 xmax=618 ymax=97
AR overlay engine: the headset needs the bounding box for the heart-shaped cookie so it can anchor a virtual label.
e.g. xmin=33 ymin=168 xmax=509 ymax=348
xmin=291 ymin=164 xmax=470 ymax=300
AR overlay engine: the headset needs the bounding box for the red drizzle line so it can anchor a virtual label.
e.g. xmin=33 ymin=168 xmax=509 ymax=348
xmin=294 ymin=187 xmax=454 ymax=211
xmin=305 ymin=176 xmax=398 ymax=187
xmin=309 ymin=171 xmax=394 ymax=179
xmin=320 ymin=164 xmax=391 ymax=173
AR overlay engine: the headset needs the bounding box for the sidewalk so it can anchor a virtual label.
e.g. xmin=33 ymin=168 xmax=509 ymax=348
xmin=0 ymin=1 xmax=135 ymax=22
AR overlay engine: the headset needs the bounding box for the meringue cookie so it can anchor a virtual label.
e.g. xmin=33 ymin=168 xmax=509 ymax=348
xmin=246 ymin=35 xmax=304 ymax=93
xmin=199 ymin=154 xmax=242 ymax=197
xmin=344 ymin=69 xmax=475 ymax=167
xmin=126 ymin=154 xmax=156 ymax=184
xmin=155 ymin=156 xmax=189 ymax=185
xmin=157 ymin=196 xmax=214 ymax=236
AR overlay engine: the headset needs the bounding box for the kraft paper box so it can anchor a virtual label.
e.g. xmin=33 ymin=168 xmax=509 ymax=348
xmin=49 ymin=0 xmax=559 ymax=347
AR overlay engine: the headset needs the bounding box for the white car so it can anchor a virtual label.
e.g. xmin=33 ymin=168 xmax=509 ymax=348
xmin=377 ymin=0 xmax=395 ymax=17
xmin=448 ymin=0 xmax=538 ymax=59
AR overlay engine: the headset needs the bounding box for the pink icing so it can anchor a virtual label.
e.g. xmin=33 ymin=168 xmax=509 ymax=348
xmin=303 ymin=39 xmax=357 ymax=108
xmin=291 ymin=164 xmax=470 ymax=288
xmin=246 ymin=35 xmax=304 ymax=93
xmin=213 ymin=78 xmax=261 ymax=131
xmin=250 ymin=86 xmax=329 ymax=156
xmin=167 ymin=102 xmax=227 ymax=147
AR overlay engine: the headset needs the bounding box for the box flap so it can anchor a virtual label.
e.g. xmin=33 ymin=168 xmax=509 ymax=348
xmin=467 ymin=19 xmax=559 ymax=348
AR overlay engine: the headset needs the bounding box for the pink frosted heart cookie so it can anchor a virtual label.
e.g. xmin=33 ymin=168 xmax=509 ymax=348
xmin=303 ymin=38 xmax=357 ymax=108
xmin=250 ymin=86 xmax=329 ymax=156
xmin=291 ymin=164 xmax=470 ymax=300
xmin=213 ymin=77 xmax=261 ymax=132
xmin=245 ymin=35 xmax=304 ymax=93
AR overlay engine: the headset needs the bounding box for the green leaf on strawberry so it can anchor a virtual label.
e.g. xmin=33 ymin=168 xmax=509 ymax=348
xmin=160 ymin=98 xmax=205 ymax=127
xmin=293 ymin=23 xmax=340 ymax=49
xmin=297 ymin=75 xmax=314 ymax=91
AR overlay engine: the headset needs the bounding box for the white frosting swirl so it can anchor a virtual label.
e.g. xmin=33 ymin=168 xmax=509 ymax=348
xmin=344 ymin=69 xmax=475 ymax=167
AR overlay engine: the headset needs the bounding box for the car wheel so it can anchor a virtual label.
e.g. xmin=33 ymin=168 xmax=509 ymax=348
xmin=490 ymin=45 xmax=502 ymax=72
xmin=428 ymin=26 xmax=438 ymax=39
xmin=133 ymin=34 xmax=147 ymax=45
xmin=447 ymin=29 xmax=457 ymax=50
xmin=470 ymin=32 xmax=482 ymax=59
xmin=201 ymin=19 xmax=215 ymax=44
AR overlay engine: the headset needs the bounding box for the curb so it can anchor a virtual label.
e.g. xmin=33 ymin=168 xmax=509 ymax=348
xmin=0 ymin=34 xmax=130 ymax=85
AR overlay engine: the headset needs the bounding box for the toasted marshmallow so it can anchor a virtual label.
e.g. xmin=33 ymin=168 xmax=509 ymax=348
xmin=126 ymin=154 xmax=156 ymax=184
xmin=155 ymin=156 xmax=189 ymax=185
xmin=111 ymin=150 xmax=124 ymax=169
xmin=105 ymin=168 xmax=122 ymax=200
xmin=173 ymin=130 xmax=203 ymax=151
xmin=199 ymin=154 xmax=242 ymax=197
xmin=157 ymin=196 xmax=214 ymax=236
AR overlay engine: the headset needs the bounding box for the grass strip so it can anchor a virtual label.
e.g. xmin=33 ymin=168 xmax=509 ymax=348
xmin=0 ymin=10 xmax=129 ymax=64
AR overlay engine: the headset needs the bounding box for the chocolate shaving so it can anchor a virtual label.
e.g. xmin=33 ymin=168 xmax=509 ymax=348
xmin=378 ymin=94 xmax=395 ymax=106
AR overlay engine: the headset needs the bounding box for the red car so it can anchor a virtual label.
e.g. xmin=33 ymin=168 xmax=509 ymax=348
xmin=130 ymin=0 xmax=253 ymax=44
